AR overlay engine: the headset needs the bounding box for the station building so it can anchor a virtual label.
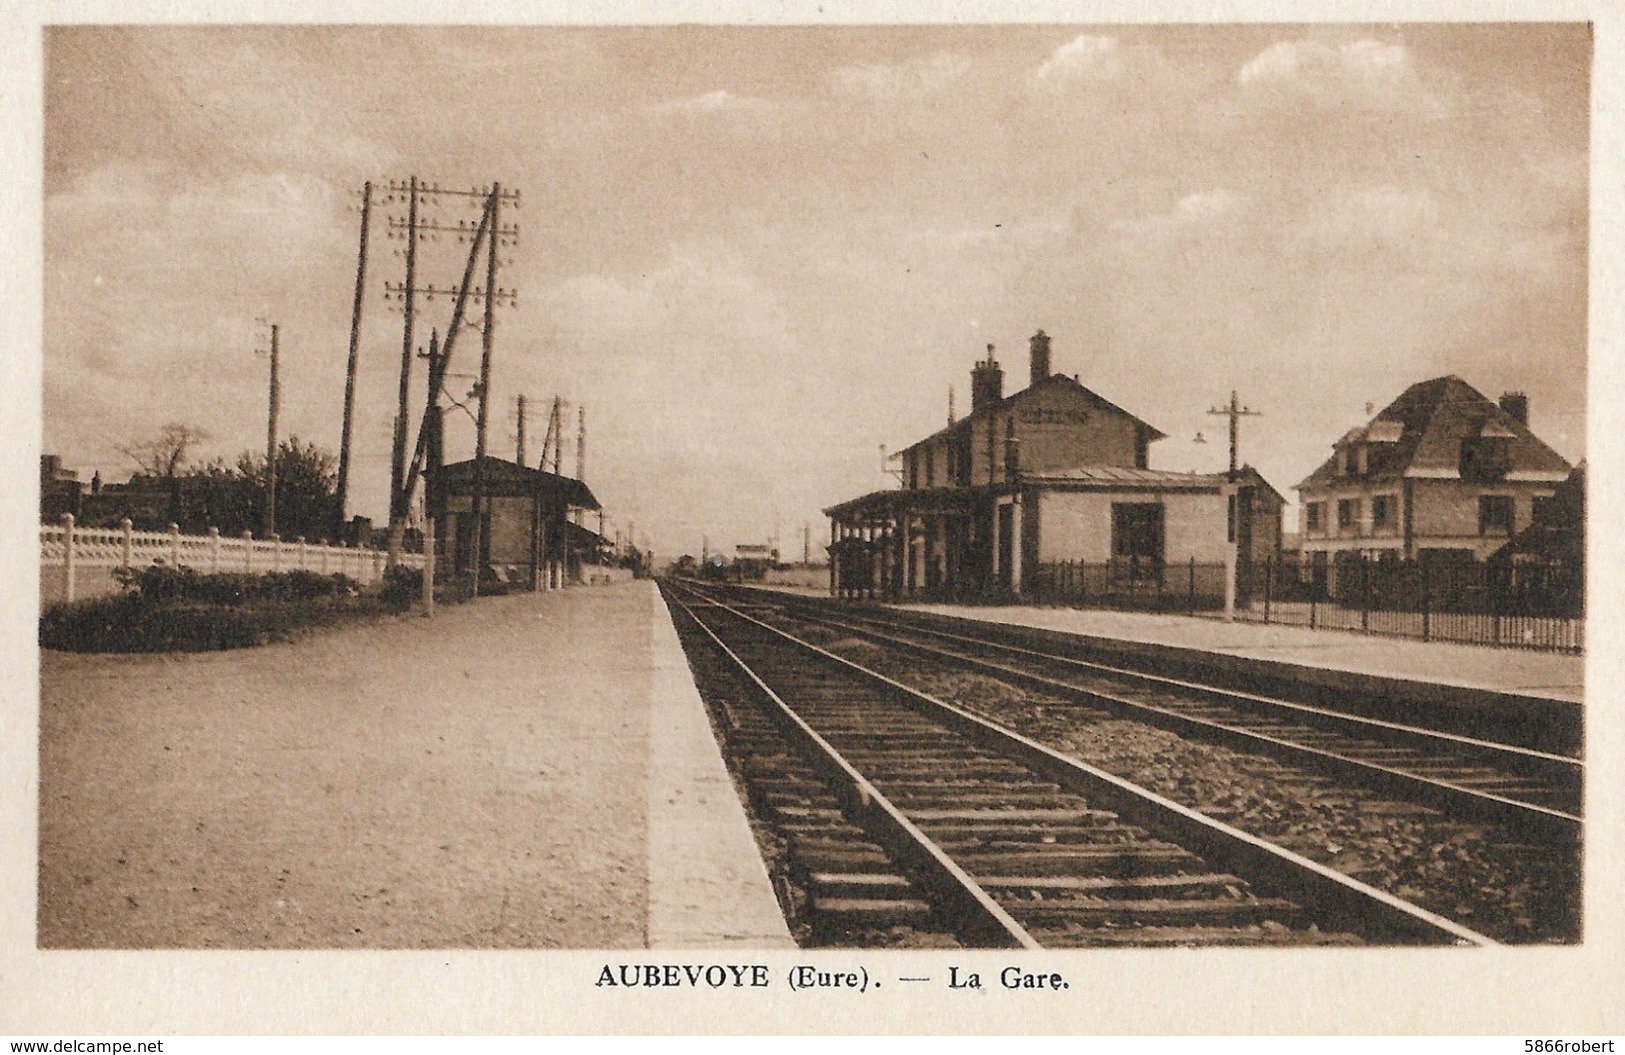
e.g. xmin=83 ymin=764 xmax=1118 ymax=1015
xmin=825 ymin=332 xmax=1282 ymax=600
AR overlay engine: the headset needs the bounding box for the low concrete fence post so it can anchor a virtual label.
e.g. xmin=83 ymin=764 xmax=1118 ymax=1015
xmin=168 ymin=523 xmax=181 ymax=567
xmin=243 ymin=530 xmax=254 ymax=574
xmin=271 ymin=533 xmax=282 ymax=573
xmin=298 ymin=537 xmax=307 ymax=572
xmin=120 ymin=518 xmax=133 ymax=575
xmin=61 ymin=513 xmax=76 ymax=603
xmin=209 ymin=527 xmax=221 ymax=574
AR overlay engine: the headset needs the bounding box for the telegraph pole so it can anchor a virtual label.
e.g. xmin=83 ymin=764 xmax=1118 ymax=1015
xmin=469 ymin=182 xmax=503 ymax=596
xmin=258 ymin=322 xmax=281 ymax=538
xmin=576 ymin=405 xmax=586 ymax=481
xmin=335 ymin=181 xmax=371 ymax=542
xmin=383 ymin=181 xmax=520 ymax=572
xmin=516 ymin=394 xmax=527 ymax=465
xmin=1208 ymin=390 xmax=1261 ymax=482
xmin=1207 ymin=390 xmax=1260 ymax=622
xmin=389 ymin=176 xmax=420 ymax=556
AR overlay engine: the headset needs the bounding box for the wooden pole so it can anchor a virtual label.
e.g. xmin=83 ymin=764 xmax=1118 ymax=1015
xmin=389 ymin=176 xmax=419 ymax=556
xmin=266 ymin=324 xmax=280 ymax=537
xmin=469 ymin=183 xmax=501 ymax=597
xmin=335 ymin=181 xmax=371 ymax=539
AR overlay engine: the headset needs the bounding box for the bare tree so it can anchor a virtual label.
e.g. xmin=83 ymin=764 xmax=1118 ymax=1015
xmin=117 ymin=423 xmax=209 ymax=480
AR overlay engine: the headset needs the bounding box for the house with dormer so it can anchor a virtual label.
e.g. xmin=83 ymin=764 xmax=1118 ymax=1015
xmin=1294 ymin=375 xmax=1571 ymax=595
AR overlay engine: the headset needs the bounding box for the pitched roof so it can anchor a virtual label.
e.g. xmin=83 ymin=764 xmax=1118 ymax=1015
xmin=437 ymin=456 xmax=601 ymax=509
xmin=1296 ymin=375 xmax=1571 ymax=490
xmin=899 ymin=373 xmax=1166 ymax=455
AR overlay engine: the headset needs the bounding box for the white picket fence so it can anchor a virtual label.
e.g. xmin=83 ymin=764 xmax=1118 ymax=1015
xmin=41 ymin=515 xmax=424 ymax=604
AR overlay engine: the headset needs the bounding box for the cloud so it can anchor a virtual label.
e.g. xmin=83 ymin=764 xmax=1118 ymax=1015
xmin=1112 ymin=189 xmax=1251 ymax=246
xmin=1238 ymin=37 xmax=1444 ymax=116
xmin=1033 ymin=34 xmax=1123 ymax=84
xmin=830 ymin=50 xmax=974 ymax=101
xmin=1286 ymin=185 xmax=1441 ymax=254
xmin=649 ymin=89 xmax=776 ymax=118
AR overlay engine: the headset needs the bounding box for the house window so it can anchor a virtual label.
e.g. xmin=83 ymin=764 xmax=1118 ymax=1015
xmin=1111 ymin=503 xmax=1165 ymax=565
xmin=906 ymin=451 xmax=918 ymax=490
xmin=1337 ymin=497 xmax=1360 ymax=534
xmin=925 ymin=447 xmax=935 ymax=488
xmin=1460 ymin=437 xmax=1512 ymax=483
xmin=1531 ymin=494 xmax=1556 ymax=524
xmin=1342 ymin=445 xmax=1360 ymax=476
xmin=1305 ymin=501 xmax=1324 ymax=533
xmin=1371 ymin=494 xmax=1395 ymax=533
xmin=1479 ymin=495 xmax=1514 ymax=536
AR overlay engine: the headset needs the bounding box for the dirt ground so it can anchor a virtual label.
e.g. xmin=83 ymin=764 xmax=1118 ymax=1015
xmin=38 ymin=584 xmax=656 ymax=948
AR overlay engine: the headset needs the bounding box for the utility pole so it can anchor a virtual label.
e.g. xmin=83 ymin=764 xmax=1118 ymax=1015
xmin=516 ymin=394 xmax=527 ymax=465
xmin=384 ymin=181 xmax=520 ymax=573
xmin=335 ymin=181 xmax=371 ymax=542
xmin=469 ymin=181 xmax=503 ymax=596
xmin=576 ymin=405 xmax=586 ymax=481
xmin=1207 ymin=390 xmax=1261 ymax=482
xmin=1207 ymin=389 xmax=1260 ymax=623
xmin=256 ymin=322 xmax=281 ymax=538
xmin=388 ymin=176 xmax=420 ymax=560
xmin=550 ymin=397 xmax=564 ymax=474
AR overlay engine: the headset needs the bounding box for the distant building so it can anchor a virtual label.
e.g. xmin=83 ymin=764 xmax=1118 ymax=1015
xmin=732 ymin=543 xmax=779 ymax=581
xmin=1294 ymin=376 xmax=1571 ymax=596
xmin=825 ymin=331 xmax=1282 ymax=600
xmin=40 ymin=455 xmax=84 ymax=521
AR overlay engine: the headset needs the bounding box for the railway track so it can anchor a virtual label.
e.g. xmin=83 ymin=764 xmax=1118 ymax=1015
xmin=714 ymin=584 xmax=1582 ymax=844
xmin=664 ymin=581 xmax=1494 ymax=949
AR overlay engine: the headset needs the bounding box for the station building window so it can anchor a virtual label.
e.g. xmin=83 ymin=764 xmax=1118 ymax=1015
xmin=1111 ymin=503 xmax=1165 ymax=567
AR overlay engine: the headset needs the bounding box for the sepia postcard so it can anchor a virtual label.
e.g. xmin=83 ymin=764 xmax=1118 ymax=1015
xmin=3 ymin=0 xmax=1622 ymax=1037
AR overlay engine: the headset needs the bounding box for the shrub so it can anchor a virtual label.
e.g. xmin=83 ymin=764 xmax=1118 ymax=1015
xmin=43 ymin=566 xmax=370 ymax=653
xmin=381 ymin=565 xmax=421 ymax=610
xmin=113 ymin=564 xmax=357 ymax=606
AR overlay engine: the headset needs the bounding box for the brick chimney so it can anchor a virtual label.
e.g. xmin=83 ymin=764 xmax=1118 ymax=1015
xmin=1029 ymin=329 xmax=1051 ymax=388
xmin=1499 ymin=391 xmax=1529 ymax=427
xmin=971 ymin=345 xmax=1004 ymax=411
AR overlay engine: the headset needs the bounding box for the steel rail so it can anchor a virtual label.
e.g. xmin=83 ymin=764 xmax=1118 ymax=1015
xmin=770 ymin=603 xmax=1582 ymax=842
xmin=675 ymin=582 xmax=1496 ymax=948
xmin=669 ymin=591 xmax=1041 ymax=949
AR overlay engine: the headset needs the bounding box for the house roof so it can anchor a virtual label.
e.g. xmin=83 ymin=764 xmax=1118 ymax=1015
xmin=1296 ymin=375 xmax=1572 ymax=491
xmin=1023 ymin=466 xmax=1220 ymax=488
xmin=437 ymin=456 xmax=601 ymax=509
xmin=899 ymin=373 xmax=1167 ymax=456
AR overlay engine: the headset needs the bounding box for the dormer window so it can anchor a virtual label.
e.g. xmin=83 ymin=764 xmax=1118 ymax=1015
xmin=1460 ymin=420 xmax=1515 ymax=483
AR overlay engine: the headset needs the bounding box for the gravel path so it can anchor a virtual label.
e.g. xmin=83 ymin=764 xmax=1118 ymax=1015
xmin=39 ymin=586 xmax=654 ymax=948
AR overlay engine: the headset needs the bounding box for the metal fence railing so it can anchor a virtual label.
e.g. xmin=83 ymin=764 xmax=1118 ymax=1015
xmin=1028 ymin=554 xmax=1583 ymax=654
xmin=41 ymin=514 xmax=424 ymax=605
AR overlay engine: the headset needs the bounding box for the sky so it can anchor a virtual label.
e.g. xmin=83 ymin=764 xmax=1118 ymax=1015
xmin=40 ymin=22 xmax=1589 ymax=560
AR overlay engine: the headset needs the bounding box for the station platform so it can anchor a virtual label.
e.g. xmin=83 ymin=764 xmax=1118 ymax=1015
xmin=897 ymin=601 xmax=1585 ymax=705
xmin=36 ymin=579 xmax=793 ymax=949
